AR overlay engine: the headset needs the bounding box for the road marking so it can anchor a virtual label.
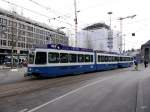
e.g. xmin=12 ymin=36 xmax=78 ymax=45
xmin=19 ymin=108 xmax=28 ymax=112
xmin=141 ymin=106 xmax=147 ymax=109
xmin=10 ymin=69 xmax=18 ymax=72
xmin=27 ymin=77 xmax=112 ymax=112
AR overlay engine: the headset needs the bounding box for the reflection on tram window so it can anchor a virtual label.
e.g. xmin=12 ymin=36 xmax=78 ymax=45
xmin=48 ymin=52 xmax=59 ymax=63
xmin=60 ymin=53 xmax=68 ymax=63
xmin=78 ymin=54 xmax=84 ymax=62
xmin=69 ymin=54 xmax=77 ymax=63
xmin=85 ymin=55 xmax=91 ymax=62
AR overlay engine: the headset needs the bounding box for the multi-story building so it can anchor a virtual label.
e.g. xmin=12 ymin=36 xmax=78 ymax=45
xmin=77 ymin=23 xmax=122 ymax=53
xmin=141 ymin=40 xmax=150 ymax=62
xmin=0 ymin=8 xmax=68 ymax=64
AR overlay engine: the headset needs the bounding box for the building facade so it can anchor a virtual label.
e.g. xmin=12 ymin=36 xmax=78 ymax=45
xmin=141 ymin=40 xmax=150 ymax=62
xmin=0 ymin=9 xmax=68 ymax=64
xmin=77 ymin=23 xmax=121 ymax=53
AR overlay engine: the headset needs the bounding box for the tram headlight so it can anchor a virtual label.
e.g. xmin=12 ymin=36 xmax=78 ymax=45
xmin=28 ymin=67 xmax=32 ymax=71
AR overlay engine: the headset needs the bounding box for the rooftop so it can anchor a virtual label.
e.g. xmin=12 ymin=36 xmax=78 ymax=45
xmin=83 ymin=23 xmax=110 ymax=30
xmin=0 ymin=8 xmax=65 ymax=35
xmin=141 ymin=40 xmax=150 ymax=48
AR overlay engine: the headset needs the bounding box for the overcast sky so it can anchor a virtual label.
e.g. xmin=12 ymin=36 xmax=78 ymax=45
xmin=0 ymin=0 xmax=150 ymax=50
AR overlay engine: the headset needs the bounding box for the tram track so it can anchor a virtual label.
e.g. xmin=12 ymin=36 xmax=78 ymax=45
xmin=0 ymin=66 xmax=149 ymax=112
xmin=0 ymin=68 xmax=132 ymax=99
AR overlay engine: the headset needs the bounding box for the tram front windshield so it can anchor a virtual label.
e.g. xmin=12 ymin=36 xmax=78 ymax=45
xmin=35 ymin=52 xmax=47 ymax=64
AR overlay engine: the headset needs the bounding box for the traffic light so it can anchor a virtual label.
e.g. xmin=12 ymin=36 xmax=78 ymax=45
xmin=132 ymin=33 xmax=135 ymax=36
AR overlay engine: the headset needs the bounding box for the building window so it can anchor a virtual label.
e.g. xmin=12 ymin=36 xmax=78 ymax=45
xmin=18 ymin=42 xmax=21 ymax=47
xmin=2 ymin=19 xmax=7 ymax=25
xmin=8 ymin=41 xmax=12 ymax=46
xmin=9 ymin=20 xmax=13 ymax=26
xmin=2 ymin=40 xmax=7 ymax=46
xmin=0 ymin=18 xmax=2 ymax=24
xmin=0 ymin=40 xmax=2 ymax=45
xmin=1 ymin=33 xmax=7 ymax=39
xmin=12 ymin=28 xmax=17 ymax=34
xmin=13 ymin=22 xmax=17 ymax=27
xmin=8 ymin=34 xmax=12 ymax=40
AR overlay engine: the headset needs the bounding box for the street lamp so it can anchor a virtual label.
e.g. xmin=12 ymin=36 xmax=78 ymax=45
xmin=74 ymin=0 xmax=80 ymax=47
xmin=118 ymin=14 xmax=136 ymax=53
xmin=10 ymin=11 xmax=17 ymax=69
xmin=107 ymin=12 xmax=113 ymax=52
xmin=107 ymin=12 xmax=113 ymax=29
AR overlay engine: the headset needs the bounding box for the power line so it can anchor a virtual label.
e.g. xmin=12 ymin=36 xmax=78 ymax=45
xmin=0 ymin=0 xmax=77 ymax=28
xmin=28 ymin=0 xmax=72 ymax=20
xmin=28 ymin=0 xmax=89 ymax=26
xmin=0 ymin=0 xmax=114 ymax=31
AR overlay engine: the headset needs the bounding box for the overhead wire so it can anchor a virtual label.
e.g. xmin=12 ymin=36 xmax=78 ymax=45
xmin=1 ymin=0 xmax=150 ymax=39
xmin=0 ymin=0 xmax=78 ymax=29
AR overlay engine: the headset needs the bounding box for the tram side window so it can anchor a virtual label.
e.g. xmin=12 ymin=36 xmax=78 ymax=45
xmin=69 ymin=54 xmax=77 ymax=63
xmin=120 ymin=57 xmax=123 ymax=61
xmin=114 ymin=57 xmax=117 ymax=62
xmin=98 ymin=55 xmax=101 ymax=62
xmin=108 ymin=56 xmax=112 ymax=62
xmin=78 ymin=54 xmax=84 ymax=62
xmin=124 ymin=57 xmax=126 ymax=61
xmin=85 ymin=55 xmax=91 ymax=62
xmin=128 ymin=57 xmax=130 ymax=61
xmin=112 ymin=56 xmax=115 ymax=62
xmin=60 ymin=53 xmax=68 ymax=63
xmin=48 ymin=52 xmax=59 ymax=63
xmin=105 ymin=56 xmax=108 ymax=62
xmin=35 ymin=52 xmax=47 ymax=64
xmin=115 ymin=57 xmax=119 ymax=62
xmin=101 ymin=56 xmax=105 ymax=62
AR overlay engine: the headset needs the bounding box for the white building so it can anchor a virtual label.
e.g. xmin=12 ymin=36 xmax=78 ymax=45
xmin=77 ymin=23 xmax=122 ymax=53
xmin=0 ymin=8 xmax=68 ymax=64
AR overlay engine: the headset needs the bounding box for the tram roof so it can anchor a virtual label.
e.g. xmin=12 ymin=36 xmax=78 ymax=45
xmin=34 ymin=44 xmax=94 ymax=52
xmin=34 ymin=44 xmax=130 ymax=56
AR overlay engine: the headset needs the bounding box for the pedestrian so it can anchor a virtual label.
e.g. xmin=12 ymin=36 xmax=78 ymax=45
xmin=134 ymin=59 xmax=138 ymax=70
xmin=144 ymin=60 xmax=147 ymax=68
xmin=144 ymin=60 xmax=149 ymax=68
xmin=147 ymin=61 xmax=149 ymax=67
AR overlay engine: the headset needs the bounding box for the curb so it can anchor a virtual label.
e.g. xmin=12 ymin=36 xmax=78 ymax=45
xmin=136 ymin=80 xmax=145 ymax=112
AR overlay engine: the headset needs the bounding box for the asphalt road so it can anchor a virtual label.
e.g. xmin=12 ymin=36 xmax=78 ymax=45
xmin=0 ymin=68 xmax=27 ymax=85
xmin=28 ymin=67 xmax=150 ymax=112
xmin=0 ymin=65 xmax=150 ymax=112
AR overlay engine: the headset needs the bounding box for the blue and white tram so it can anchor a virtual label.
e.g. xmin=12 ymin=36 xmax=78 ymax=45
xmin=118 ymin=55 xmax=133 ymax=68
xmin=96 ymin=52 xmax=119 ymax=71
xmin=26 ymin=44 xmax=133 ymax=78
xmin=27 ymin=46 xmax=96 ymax=77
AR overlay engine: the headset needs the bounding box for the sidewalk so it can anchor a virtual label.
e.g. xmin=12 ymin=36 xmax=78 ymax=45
xmin=0 ymin=65 xmax=11 ymax=70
